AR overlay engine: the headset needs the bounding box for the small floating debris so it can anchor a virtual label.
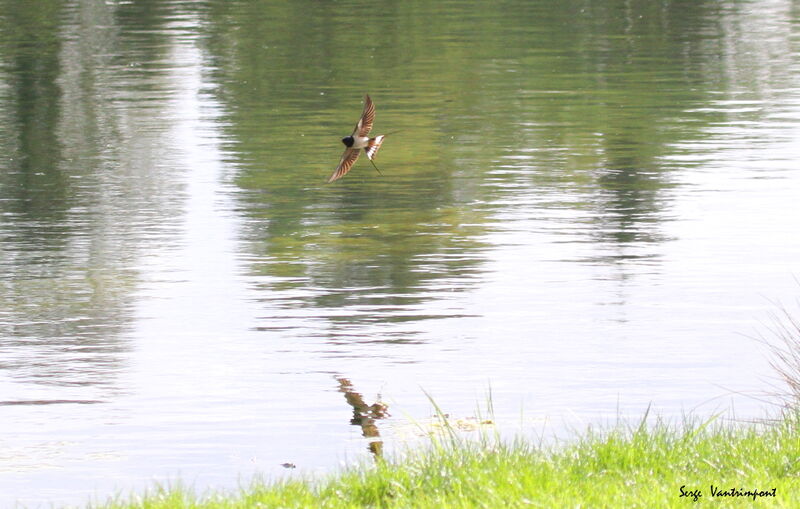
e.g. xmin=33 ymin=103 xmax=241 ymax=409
xmin=390 ymin=415 xmax=496 ymax=439
xmin=430 ymin=415 xmax=495 ymax=432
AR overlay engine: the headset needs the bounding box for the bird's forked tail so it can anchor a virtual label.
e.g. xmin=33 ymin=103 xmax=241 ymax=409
xmin=365 ymin=135 xmax=385 ymax=161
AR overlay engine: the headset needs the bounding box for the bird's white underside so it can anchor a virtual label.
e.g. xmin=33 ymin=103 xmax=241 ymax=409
xmin=351 ymin=136 xmax=370 ymax=149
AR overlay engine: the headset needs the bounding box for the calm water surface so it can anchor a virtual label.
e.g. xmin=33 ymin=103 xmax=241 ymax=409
xmin=2 ymin=0 xmax=800 ymax=506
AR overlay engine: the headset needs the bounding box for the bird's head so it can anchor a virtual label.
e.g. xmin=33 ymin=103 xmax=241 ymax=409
xmin=341 ymin=136 xmax=354 ymax=147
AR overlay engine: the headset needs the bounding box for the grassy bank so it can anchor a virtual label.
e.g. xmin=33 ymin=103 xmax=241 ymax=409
xmin=97 ymin=412 xmax=800 ymax=509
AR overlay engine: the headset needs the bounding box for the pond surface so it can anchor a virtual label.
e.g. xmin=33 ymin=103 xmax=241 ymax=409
xmin=2 ymin=0 xmax=800 ymax=506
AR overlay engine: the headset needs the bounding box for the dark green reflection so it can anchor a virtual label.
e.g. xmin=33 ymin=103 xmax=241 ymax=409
xmin=0 ymin=0 xmax=66 ymax=219
xmin=199 ymin=1 xmax=497 ymax=319
xmin=0 ymin=0 xmax=794 ymax=354
xmin=198 ymin=0 xmax=784 ymax=320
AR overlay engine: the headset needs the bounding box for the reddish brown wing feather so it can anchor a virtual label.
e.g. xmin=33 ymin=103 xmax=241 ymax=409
xmin=327 ymin=148 xmax=361 ymax=183
xmin=352 ymin=94 xmax=375 ymax=138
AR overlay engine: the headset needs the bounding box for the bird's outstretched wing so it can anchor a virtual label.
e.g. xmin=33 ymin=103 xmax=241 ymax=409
xmin=328 ymin=148 xmax=361 ymax=183
xmin=352 ymin=94 xmax=375 ymax=138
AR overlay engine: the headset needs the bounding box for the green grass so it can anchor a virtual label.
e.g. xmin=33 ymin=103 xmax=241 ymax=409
xmin=94 ymin=411 xmax=800 ymax=509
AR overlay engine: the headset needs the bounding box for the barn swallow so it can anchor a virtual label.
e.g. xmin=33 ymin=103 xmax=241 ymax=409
xmin=327 ymin=94 xmax=385 ymax=183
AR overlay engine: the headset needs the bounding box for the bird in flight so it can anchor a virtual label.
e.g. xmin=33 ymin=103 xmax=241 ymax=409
xmin=327 ymin=94 xmax=385 ymax=183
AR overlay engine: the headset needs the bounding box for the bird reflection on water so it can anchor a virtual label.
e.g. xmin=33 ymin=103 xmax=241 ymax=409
xmin=336 ymin=376 xmax=390 ymax=458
